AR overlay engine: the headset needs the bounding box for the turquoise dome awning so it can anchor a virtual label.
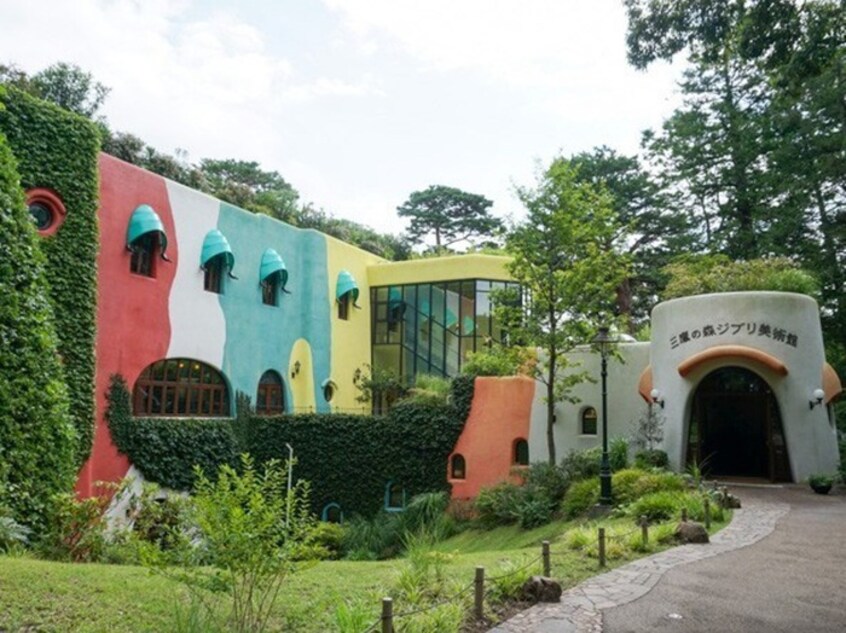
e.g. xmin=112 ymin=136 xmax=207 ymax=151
xmin=336 ymin=270 xmax=360 ymax=305
xmin=200 ymin=229 xmax=235 ymax=276
xmin=126 ymin=204 xmax=168 ymax=258
xmin=259 ymin=248 xmax=289 ymax=292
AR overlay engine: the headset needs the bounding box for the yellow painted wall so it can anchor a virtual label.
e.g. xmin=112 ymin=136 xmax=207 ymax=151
xmin=324 ymin=234 xmax=386 ymax=413
xmin=367 ymin=254 xmax=512 ymax=287
xmin=289 ymin=338 xmax=316 ymax=413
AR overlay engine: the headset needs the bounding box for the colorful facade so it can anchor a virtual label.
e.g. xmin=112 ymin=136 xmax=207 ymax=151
xmin=75 ymin=154 xmax=514 ymax=497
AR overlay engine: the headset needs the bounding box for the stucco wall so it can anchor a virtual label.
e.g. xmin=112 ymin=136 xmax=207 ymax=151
xmin=651 ymin=292 xmax=840 ymax=480
xmin=448 ymin=376 xmax=535 ymax=499
xmin=527 ymin=343 xmax=652 ymax=465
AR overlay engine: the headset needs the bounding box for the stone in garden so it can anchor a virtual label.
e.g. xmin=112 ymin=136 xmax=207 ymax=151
xmin=521 ymin=576 xmax=562 ymax=603
xmin=675 ymin=521 xmax=709 ymax=544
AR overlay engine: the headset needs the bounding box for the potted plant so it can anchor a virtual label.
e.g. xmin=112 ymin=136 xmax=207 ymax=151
xmin=808 ymin=474 xmax=834 ymax=495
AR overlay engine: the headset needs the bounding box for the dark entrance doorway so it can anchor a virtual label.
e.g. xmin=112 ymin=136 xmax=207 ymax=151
xmin=687 ymin=366 xmax=791 ymax=482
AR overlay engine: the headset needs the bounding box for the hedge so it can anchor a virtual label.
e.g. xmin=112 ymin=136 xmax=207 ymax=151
xmin=106 ymin=374 xmax=475 ymax=517
xmin=0 ymin=106 xmax=77 ymax=533
xmin=0 ymin=88 xmax=100 ymax=466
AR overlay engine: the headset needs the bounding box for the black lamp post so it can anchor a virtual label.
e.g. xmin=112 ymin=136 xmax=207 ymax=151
xmin=592 ymin=325 xmax=613 ymax=506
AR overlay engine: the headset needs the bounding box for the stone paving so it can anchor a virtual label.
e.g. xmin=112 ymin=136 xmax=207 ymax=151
xmin=490 ymin=498 xmax=790 ymax=633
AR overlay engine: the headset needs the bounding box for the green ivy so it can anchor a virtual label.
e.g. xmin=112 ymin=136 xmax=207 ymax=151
xmin=105 ymin=375 xmax=475 ymax=517
xmin=0 ymin=88 xmax=100 ymax=466
xmin=106 ymin=375 xmax=239 ymax=490
xmin=0 ymin=114 xmax=77 ymax=534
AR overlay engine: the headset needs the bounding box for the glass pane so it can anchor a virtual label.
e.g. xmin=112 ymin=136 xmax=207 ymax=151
xmin=445 ymin=331 xmax=459 ymax=376
xmin=177 ymin=386 xmax=188 ymax=414
xmin=151 ymin=361 xmax=165 ymax=380
xmin=430 ymin=322 xmax=445 ymax=373
xmin=432 ymin=284 xmax=445 ymax=325
xmin=164 ymin=387 xmax=175 ymax=414
xmin=166 ymin=360 xmax=178 ymax=381
xmin=376 ymin=287 xmax=388 ymax=301
xmin=151 ymin=386 xmax=163 ymax=413
xmin=460 ymin=337 xmax=474 ymax=364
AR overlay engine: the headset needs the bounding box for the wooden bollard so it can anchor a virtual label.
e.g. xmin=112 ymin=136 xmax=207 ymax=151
xmin=681 ymin=507 xmax=688 ymax=522
xmin=704 ymin=497 xmax=711 ymax=529
xmin=474 ymin=566 xmax=485 ymax=620
xmin=598 ymin=527 xmax=606 ymax=568
xmin=640 ymin=515 xmax=649 ymax=545
xmin=382 ymin=597 xmax=393 ymax=633
xmin=542 ymin=540 xmax=551 ymax=577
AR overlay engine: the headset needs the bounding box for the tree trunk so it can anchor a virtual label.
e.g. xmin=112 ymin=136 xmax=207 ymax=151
xmin=546 ymin=348 xmax=557 ymax=465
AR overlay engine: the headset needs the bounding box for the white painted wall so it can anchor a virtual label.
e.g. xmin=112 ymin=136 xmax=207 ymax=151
xmin=527 ymin=292 xmax=840 ymax=480
xmin=165 ymin=181 xmax=227 ymax=369
xmin=528 ymin=343 xmax=651 ymax=463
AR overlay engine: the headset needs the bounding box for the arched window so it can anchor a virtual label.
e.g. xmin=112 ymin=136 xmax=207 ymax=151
xmin=256 ymin=370 xmax=285 ymax=415
xmin=385 ymin=481 xmax=406 ymax=512
xmin=450 ymin=454 xmax=466 ymax=479
xmin=133 ymin=359 xmax=229 ymax=416
xmin=321 ymin=503 xmax=343 ymax=524
xmin=513 ymin=439 xmax=529 ymax=466
xmin=581 ymin=407 xmax=598 ymax=435
xmin=204 ymin=255 xmax=225 ymax=294
xmin=127 ymin=204 xmax=169 ymax=278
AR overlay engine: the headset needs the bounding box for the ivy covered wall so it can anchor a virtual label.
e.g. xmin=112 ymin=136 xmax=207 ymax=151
xmin=0 ymin=101 xmax=77 ymax=533
xmin=106 ymin=375 xmax=475 ymax=517
xmin=0 ymin=88 xmax=100 ymax=466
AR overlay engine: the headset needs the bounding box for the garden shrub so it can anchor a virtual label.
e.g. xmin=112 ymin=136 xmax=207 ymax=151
xmin=460 ymin=344 xmax=532 ymax=377
xmin=0 ymin=121 xmax=77 ymax=535
xmin=474 ymin=482 xmax=523 ymax=526
xmin=613 ymin=469 xmax=685 ymax=505
xmin=628 ymin=491 xmax=684 ymax=522
xmin=560 ymin=447 xmax=601 ymax=480
xmin=39 ymin=489 xmax=113 ymax=562
xmin=129 ymin=485 xmax=192 ymax=553
xmin=160 ymin=455 xmax=317 ymax=633
xmin=304 ymin=522 xmax=345 ymax=560
xmin=0 ymin=88 xmax=100 ymax=467
xmin=634 ymin=449 xmax=669 ymax=470
xmin=610 ymin=436 xmax=629 ymax=471
xmin=561 ymin=478 xmax=599 ymax=518
xmin=523 ymin=462 xmax=572 ymax=506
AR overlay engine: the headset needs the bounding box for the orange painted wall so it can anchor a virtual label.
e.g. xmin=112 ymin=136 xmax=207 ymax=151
xmin=448 ymin=376 xmax=535 ymax=499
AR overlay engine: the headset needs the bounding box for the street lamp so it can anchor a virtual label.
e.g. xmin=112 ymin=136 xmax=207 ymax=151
xmin=592 ymin=325 xmax=614 ymax=506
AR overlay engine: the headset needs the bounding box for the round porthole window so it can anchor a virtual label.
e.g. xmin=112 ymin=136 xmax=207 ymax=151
xmin=25 ymin=188 xmax=66 ymax=236
xmin=29 ymin=201 xmax=54 ymax=231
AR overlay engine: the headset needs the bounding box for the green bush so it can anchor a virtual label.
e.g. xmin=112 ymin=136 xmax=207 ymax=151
xmin=474 ymin=482 xmax=523 ymax=526
xmin=523 ymin=462 xmax=571 ymax=505
xmin=306 ymin=522 xmax=345 ymax=560
xmin=461 ymin=345 xmax=531 ymax=377
xmin=0 ymin=122 xmax=78 ymax=535
xmin=39 ymin=490 xmax=112 ymax=562
xmin=561 ymin=478 xmax=599 ymax=518
xmin=560 ymin=447 xmax=601 ymax=480
xmin=108 ymin=374 xmax=476 ymax=520
xmin=610 ymin=436 xmax=629 ymax=471
xmin=627 ymin=491 xmax=681 ymax=522
xmin=0 ymin=88 xmax=100 ymax=466
xmin=634 ymin=449 xmax=669 ymax=470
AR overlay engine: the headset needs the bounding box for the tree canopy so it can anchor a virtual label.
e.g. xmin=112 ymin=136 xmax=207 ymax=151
xmin=397 ymin=184 xmax=502 ymax=252
xmin=499 ymin=159 xmax=629 ymax=464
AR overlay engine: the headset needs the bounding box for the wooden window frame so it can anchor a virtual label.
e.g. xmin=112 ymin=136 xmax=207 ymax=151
xmin=133 ymin=359 xmax=229 ymax=417
xmin=256 ymin=370 xmax=285 ymax=415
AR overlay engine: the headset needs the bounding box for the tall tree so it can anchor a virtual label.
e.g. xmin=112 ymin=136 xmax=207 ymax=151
xmin=30 ymin=62 xmax=110 ymax=119
xmin=569 ymin=146 xmax=694 ymax=331
xmin=397 ymin=185 xmax=501 ymax=252
xmin=500 ymin=159 xmax=629 ymax=464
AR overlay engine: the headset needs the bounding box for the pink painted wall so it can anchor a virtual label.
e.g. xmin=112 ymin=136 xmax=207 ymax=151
xmin=76 ymin=155 xmax=177 ymax=497
xmin=448 ymin=376 xmax=536 ymax=499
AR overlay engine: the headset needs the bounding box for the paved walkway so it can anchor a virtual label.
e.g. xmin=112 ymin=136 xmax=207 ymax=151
xmin=492 ymin=485 xmax=844 ymax=633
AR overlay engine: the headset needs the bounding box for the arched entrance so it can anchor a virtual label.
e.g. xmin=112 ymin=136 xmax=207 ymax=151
xmin=687 ymin=367 xmax=791 ymax=482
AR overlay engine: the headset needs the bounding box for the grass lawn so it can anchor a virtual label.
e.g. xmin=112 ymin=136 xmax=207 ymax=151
xmin=0 ymin=513 xmax=729 ymax=632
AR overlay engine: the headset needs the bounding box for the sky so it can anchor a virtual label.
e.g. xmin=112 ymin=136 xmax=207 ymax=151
xmin=0 ymin=0 xmax=683 ymax=235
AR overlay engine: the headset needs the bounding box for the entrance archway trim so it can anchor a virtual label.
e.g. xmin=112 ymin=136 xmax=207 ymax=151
xmin=677 ymin=345 xmax=788 ymax=378
xmin=637 ymin=365 xmax=653 ymax=403
xmin=822 ymin=363 xmax=842 ymax=403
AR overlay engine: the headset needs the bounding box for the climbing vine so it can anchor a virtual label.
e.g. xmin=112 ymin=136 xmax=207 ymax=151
xmin=105 ymin=374 xmax=475 ymax=517
xmin=0 ymin=88 xmax=100 ymax=466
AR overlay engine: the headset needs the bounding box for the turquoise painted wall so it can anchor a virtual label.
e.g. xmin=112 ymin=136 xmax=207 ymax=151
xmin=217 ymin=203 xmax=333 ymax=413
